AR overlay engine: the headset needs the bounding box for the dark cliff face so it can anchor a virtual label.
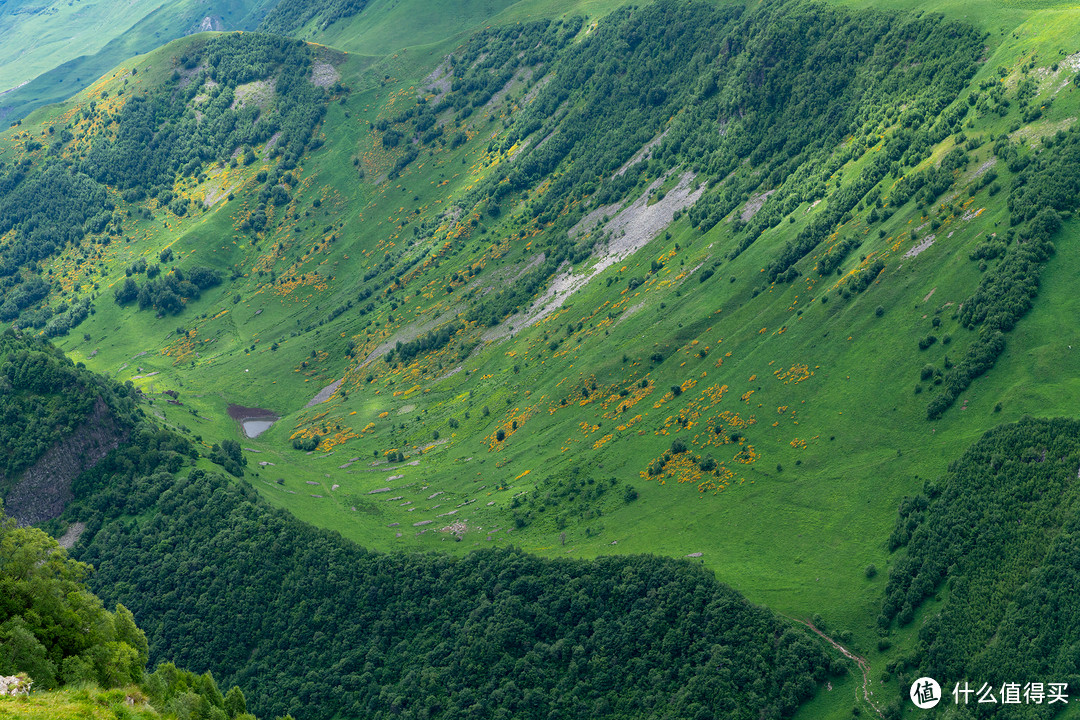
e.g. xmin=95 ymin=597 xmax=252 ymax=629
xmin=5 ymin=397 xmax=126 ymax=526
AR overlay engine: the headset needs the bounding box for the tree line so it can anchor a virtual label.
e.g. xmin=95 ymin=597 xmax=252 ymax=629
xmin=880 ymin=417 xmax=1080 ymax=719
xmin=0 ymin=329 xmax=840 ymax=720
xmin=76 ymin=469 xmax=838 ymax=720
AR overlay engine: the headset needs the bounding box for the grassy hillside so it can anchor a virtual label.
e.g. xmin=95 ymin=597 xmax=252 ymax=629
xmin=2 ymin=0 xmax=1080 ymax=716
xmin=1 ymin=687 xmax=157 ymax=720
xmin=0 ymin=0 xmax=175 ymax=93
xmin=0 ymin=0 xmax=280 ymax=122
xmin=0 ymin=328 xmax=839 ymax=720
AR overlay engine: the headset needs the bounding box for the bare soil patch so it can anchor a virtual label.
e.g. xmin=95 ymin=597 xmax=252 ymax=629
xmin=232 ymin=79 xmax=275 ymax=111
xmin=738 ymin=189 xmax=776 ymax=222
xmin=422 ymin=57 xmax=453 ymax=101
xmin=203 ymin=170 xmax=240 ymax=207
xmin=58 ymin=522 xmax=86 ymax=549
xmin=1010 ymin=116 xmax=1077 ymax=147
xmin=968 ymin=156 xmax=996 ymax=183
xmin=485 ymin=172 xmax=703 ymax=341
xmin=613 ymin=129 xmax=668 ymax=178
xmin=436 ymin=365 xmax=463 ymax=381
xmin=904 ymin=234 xmax=936 ymax=259
xmin=523 ymin=73 xmax=551 ymax=104
xmin=264 ymin=131 xmax=282 ymax=156
xmin=569 ymin=203 xmax=620 ymax=238
xmin=615 ymin=300 xmax=646 ymax=326
xmin=175 ymin=63 xmax=206 ymax=91
xmin=305 ymin=378 xmax=343 ymax=408
xmin=485 ymin=66 xmax=533 ymax=109
xmin=360 ymin=306 xmax=463 ymax=367
xmin=310 ymin=61 xmax=340 ymax=88
xmin=793 ymin=618 xmax=884 ymax=718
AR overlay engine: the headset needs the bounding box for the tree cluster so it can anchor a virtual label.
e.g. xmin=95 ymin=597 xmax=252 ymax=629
xmin=84 ymin=34 xmax=326 ymax=195
xmin=0 ymin=503 xmax=148 ymax=690
xmin=75 ymin=468 xmax=833 ymax=720
xmin=385 ymin=321 xmax=462 ymax=365
xmin=115 ymin=266 xmax=221 ymax=315
xmin=926 ymin=124 xmax=1080 ymax=419
xmin=880 ymin=417 xmax=1080 ymax=718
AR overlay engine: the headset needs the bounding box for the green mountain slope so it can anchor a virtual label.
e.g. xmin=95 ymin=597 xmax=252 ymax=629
xmin=287 ymin=0 xmax=544 ymax=55
xmin=878 ymin=416 xmax=1080 ymax=718
xmin=81 ymin=470 xmax=836 ymax=720
xmin=0 ymin=0 xmax=280 ymax=122
xmin=3 ymin=0 xmax=1080 ymax=716
xmin=0 ymin=325 xmax=839 ymax=720
xmin=0 ymin=493 xmax=256 ymax=720
xmin=0 ymin=0 xmax=178 ymax=93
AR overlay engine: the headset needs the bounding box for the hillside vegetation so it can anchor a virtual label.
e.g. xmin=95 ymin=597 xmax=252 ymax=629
xmin=0 ymin=0 xmax=281 ymax=123
xmin=878 ymin=417 xmax=1080 ymax=719
xmin=82 ymin=469 xmax=835 ymax=720
xmin=0 ymin=500 xmax=256 ymax=720
xmin=0 ymin=329 xmax=838 ymax=720
xmin=3 ymin=0 xmax=1080 ymax=717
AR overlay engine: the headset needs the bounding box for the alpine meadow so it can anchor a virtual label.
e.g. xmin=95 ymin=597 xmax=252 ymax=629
xmin=2 ymin=0 xmax=1080 ymax=718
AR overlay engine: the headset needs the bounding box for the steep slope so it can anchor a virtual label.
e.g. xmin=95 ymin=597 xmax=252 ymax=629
xmin=0 ymin=0 xmax=180 ymax=93
xmin=0 ymin=0 xmax=1072 ymax=618
xmin=79 ymin=469 xmax=836 ymax=720
xmin=4 ymin=396 xmax=125 ymax=525
xmin=0 ymin=330 xmax=139 ymax=525
xmin=878 ymin=417 xmax=1080 ymax=719
xmin=275 ymin=0 xmax=530 ymax=55
xmin=0 ymin=0 xmax=280 ymax=122
xmin=3 ymin=0 xmax=1080 ymax=716
xmin=0 ymin=333 xmax=839 ymax=720
xmin=0 ymin=500 xmax=258 ymax=720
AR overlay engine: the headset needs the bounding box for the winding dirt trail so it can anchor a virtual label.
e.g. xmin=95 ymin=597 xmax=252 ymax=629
xmin=787 ymin=616 xmax=885 ymax=718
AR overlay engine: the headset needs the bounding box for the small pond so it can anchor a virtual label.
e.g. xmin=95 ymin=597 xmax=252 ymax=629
xmin=227 ymin=404 xmax=279 ymax=439
xmin=242 ymin=419 xmax=276 ymax=438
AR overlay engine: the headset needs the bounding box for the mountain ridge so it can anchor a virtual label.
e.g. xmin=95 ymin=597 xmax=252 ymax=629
xmin=3 ymin=0 xmax=1080 ymax=716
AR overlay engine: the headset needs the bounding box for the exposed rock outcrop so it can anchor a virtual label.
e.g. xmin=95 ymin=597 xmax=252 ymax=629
xmin=5 ymin=397 xmax=125 ymax=526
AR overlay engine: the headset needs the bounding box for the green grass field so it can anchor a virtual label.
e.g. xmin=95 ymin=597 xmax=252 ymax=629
xmin=4 ymin=0 xmax=1080 ymax=716
xmin=0 ymin=686 xmax=165 ymax=720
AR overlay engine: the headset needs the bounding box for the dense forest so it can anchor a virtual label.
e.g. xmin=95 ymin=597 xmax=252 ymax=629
xmin=0 ymin=502 xmax=256 ymax=720
xmin=74 ymin=468 xmax=837 ymax=720
xmin=881 ymin=417 xmax=1080 ymax=718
